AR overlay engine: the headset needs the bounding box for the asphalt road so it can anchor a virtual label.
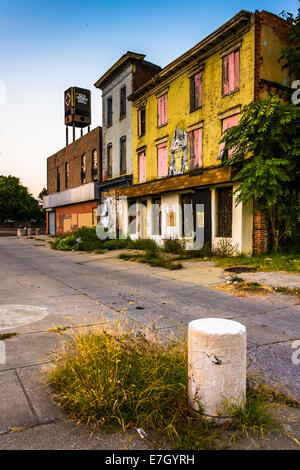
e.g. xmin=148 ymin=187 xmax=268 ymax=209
xmin=0 ymin=236 xmax=299 ymax=449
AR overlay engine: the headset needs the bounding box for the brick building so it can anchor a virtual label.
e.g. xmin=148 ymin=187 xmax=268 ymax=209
xmin=94 ymin=52 xmax=161 ymax=236
xmin=113 ymin=10 xmax=291 ymax=254
xmin=43 ymin=126 xmax=101 ymax=234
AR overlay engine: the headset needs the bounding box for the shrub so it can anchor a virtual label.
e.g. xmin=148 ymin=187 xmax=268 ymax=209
xmin=163 ymin=238 xmax=186 ymax=255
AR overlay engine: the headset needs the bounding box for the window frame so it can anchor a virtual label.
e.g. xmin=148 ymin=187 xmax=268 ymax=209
xmin=120 ymin=136 xmax=127 ymax=175
xmin=91 ymin=149 xmax=98 ymax=181
xmin=157 ymin=93 xmax=168 ymax=128
xmin=188 ymin=127 xmax=203 ymax=170
xmin=216 ymin=187 xmax=233 ymax=238
xmin=138 ymin=151 xmax=146 ymax=183
xmin=190 ymin=71 xmax=203 ymax=112
xmin=222 ymin=49 xmax=240 ymax=96
xmin=106 ymin=96 xmax=113 ymax=127
xmin=137 ymin=108 xmax=146 ymax=137
xmin=120 ymin=85 xmax=126 ymax=118
xmin=56 ymin=166 xmax=60 ymax=192
xmin=65 ymin=162 xmax=69 ymax=188
xmin=81 ymin=154 xmax=86 ymax=184
xmin=106 ymin=143 xmax=112 ymax=179
xmin=156 ymin=141 xmax=168 ymax=178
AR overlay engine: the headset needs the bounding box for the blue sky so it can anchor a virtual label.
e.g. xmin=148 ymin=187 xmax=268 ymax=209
xmin=0 ymin=0 xmax=299 ymax=196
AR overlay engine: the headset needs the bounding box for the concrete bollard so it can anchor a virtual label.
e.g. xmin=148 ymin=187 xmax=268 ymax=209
xmin=27 ymin=228 xmax=34 ymax=236
xmin=17 ymin=228 xmax=26 ymax=237
xmin=35 ymin=228 xmax=40 ymax=236
xmin=188 ymin=318 xmax=246 ymax=417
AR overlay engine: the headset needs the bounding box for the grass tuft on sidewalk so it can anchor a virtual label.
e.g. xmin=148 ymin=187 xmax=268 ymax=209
xmin=48 ymin=322 xmax=282 ymax=449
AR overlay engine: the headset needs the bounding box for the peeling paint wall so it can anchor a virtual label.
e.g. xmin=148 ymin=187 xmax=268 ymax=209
xmin=168 ymin=127 xmax=188 ymax=176
xmin=131 ymin=15 xmax=256 ymax=184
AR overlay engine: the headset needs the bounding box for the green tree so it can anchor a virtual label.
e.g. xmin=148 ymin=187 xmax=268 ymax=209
xmin=38 ymin=187 xmax=47 ymax=204
xmin=0 ymin=175 xmax=44 ymax=224
xmin=279 ymin=6 xmax=300 ymax=78
xmin=221 ymin=96 xmax=300 ymax=250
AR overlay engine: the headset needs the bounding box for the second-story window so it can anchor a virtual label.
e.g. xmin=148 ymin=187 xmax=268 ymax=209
xmin=138 ymin=152 xmax=146 ymax=183
xmin=107 ymin=96 xmax=113 ymax=126
xmin=157 ymin=93 xmax=168 ymax=127
xmin=107 ymin=144 xmax=112 ymax=178
xmin=65 ymin=162 xmax=69 ymax=188
xmin=222 ymin=49 xmax=240 ymax=95
xmin=91 ymin=150 xmax=98 ymax=180
xmin=81 ymin=154 xmax=86 ymax=183
xmin=157 ymin=142 xmax=168 ymax=178
xmin=56 ymin=166 xmax=60 ymax=192
xmin=138 ymin=108 xmax=146 ymax=137
xmin=190 ymin=71 xmax=203 ymax=111
xmin=188 ymin=127 xmax=203 ymax=169
xmin=120 ymin=136 xmax=126 ymax=175
xmin=218 ymin=114 xmax=239 ymax=160
xmin=120 ymin=86 xmax=126 ymax=118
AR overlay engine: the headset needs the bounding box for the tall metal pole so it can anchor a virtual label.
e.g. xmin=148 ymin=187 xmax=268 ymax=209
xmin=66 ymin=127 xmax=69 ymax=147
xmin=73 ymin=122 xmax=75 ymax=142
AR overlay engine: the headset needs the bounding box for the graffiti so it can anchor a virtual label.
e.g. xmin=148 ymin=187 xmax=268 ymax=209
xmin=97 ymin=195 xmax=117 ymax=239
xmin=168 ymin=126 xmax=188 ymax=176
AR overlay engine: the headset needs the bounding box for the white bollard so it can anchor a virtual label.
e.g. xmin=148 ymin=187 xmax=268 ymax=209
xmin=188 ymin=318 xmax=246 ymax=417
xmin=17 ymin=228 xmax=26 ymax=237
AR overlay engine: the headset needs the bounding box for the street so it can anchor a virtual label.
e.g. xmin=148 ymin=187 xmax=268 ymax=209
xmin=0 ymin=236 xmax=299 ymax=449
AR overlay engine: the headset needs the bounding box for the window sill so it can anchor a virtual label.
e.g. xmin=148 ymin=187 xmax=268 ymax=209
xmin=222 ymin=88 xmax=239 ymax=98
xmin=119 ymin=114 xmax=126 ymax=121
xmin=190 ymin=105 xmax=202 ymax=114
xmin=157 ymin=122 xmax=168 ymax=129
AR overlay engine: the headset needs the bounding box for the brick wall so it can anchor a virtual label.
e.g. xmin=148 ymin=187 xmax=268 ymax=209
xmin=253 ymin=209 xmax=268 ymax=255
xmin=47 ymin=126 xmax=101 ymax=195
xmin=55 ymin=200 xmax=98 ymax=234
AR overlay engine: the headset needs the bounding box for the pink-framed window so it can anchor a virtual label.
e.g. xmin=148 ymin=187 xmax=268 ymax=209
xmin=138 ymin=152 xmax=146 ymax=183
xmin=222 ymin=50 xmax=239 ymax=95
xmin=157 ymin=93 xmax=168 ymax=127
xmin=157 ymin=142 xmax=168 ymax=178
xmin=188 ymin=127 xmax=203 ymax=169
xmin=218 ymin=114 xmax=239 ymax=160
xmin=190 ymin=71 xmax=203 ymax=111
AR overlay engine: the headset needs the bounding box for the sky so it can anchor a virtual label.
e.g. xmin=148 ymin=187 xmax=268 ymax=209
xmin=0 ymin=0 xmax=299 ymax=197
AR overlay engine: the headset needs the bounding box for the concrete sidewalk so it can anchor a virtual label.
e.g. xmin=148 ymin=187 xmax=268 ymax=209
xmin=0 ymin=236 xmax=299 ymax=449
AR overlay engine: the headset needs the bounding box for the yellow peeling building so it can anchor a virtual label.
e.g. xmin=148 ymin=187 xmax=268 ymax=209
xmin=117 ymin=10 xmax=291 ymax=254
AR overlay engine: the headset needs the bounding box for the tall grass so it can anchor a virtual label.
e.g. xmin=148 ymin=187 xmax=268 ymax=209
xmin=48 ymin=321 xmax=282 ymax=449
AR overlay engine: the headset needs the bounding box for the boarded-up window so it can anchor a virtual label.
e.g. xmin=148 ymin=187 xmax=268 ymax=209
xmin=138 ymin=152 xmax=146 ymax=183
xmin=138 ymin=108 xmax=146 ymax=137
xmin=217 ymin=188 xmax=233 ymax=237
xmin=188 ymin=127 xmax=203 ymax=169
xmin=65 ymin=162 xmax=69 ymax=188
xmin=190 ymin=71 xmax=203 ymax=111
xmin=157 ymin=142 xmax=168 ymax=178
xmin=107 ymin=144 xmax=112 ymax=178
xmin=120 ymin=136 xmax=126 ymax=175
xmin=152 ymin=197 xmax=161 ymax=235
xmin=181 ymin=193 xmax=193 ymax=237
xmin=91 ymin=150 xmax=98 ymax=180
xmin=218 ymin=114 xmax=239 ymax=160
xmin=107 ymin=96 xmax=113 ymax=126
xmin=120 ymin=86 xmax=126 ymax=117
xmin=128 ymin=199 xmax=137 ymax=234
xmin=157 ymin=93 xmax=168 ymax=127
xmin=223 ymin=50 xmax=239 ymax=95
xmin=81 ymin=155 xmax=86 ymax=183
xmin=92 ymin=207 xmax=97 ymax=226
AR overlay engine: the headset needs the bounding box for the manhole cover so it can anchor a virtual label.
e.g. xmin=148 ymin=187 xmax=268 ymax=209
xmin=224 ymin=266 xmax=257 ymax=273
xmin=0 ymin=305 xmax=48 ymax=331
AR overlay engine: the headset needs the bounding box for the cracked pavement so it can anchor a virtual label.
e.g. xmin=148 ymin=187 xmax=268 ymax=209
xmin=0 ymin=236 xmax=299 ymax=449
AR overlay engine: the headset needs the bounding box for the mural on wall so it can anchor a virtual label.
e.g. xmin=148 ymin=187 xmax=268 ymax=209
xmin=98 ymin=195 xmax=116 ymax=236
xmin=168 ymin=126 xmax=188 ymax=176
